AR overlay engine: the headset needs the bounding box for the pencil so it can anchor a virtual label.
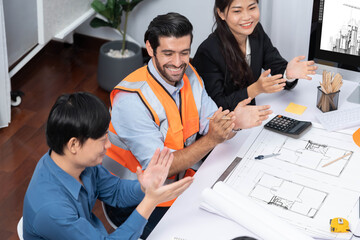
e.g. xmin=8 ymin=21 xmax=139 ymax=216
xmin=207 ymin=116 xmax=231 ymax=120
xmin=322 ymin=152 xmax=352 ymax=167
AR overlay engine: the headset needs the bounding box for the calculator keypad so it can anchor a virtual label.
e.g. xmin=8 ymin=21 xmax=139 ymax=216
xmin=264 ymin=115 xmax=311 ymax=139
xmin=266 ymin=116 xmax=298 ymax=131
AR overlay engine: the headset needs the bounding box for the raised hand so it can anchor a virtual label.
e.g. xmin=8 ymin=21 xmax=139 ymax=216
xmin=233 ymin=97 xmax=272 ymax=129
xmin=142 ymin=175 xmax=194 ymax=206
xmin=286 ymin=56 xmax=317 ymax=80
xmin=135 ymin=148 xmax=194 ymax=220
xmin=136 ymin=147 xmax=194 ymax=206
xmin=249 ymin=69 xmax=286 ymax=98
xmin=136 ymin=147 xmax=172 ymax=192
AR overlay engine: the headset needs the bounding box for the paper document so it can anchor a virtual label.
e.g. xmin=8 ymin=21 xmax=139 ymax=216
xmin=222 ymin=124 xmax=359 ymax=239
xmin=201 ymin=181 xmax=314 ymax=240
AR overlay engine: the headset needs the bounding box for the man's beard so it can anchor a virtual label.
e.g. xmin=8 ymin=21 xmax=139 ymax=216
xmin=154 ymin=56 xmax=187 ymax=85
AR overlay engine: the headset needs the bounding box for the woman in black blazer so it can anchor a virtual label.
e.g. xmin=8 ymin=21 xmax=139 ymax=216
xmin=192 ymin=0 xmax=317 ymax=111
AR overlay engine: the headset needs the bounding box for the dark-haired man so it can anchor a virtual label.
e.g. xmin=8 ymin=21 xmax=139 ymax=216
xmin=103 ymin=12 xmax=272 ymax=238
xmin=23 ymin=92 xmax=193 ymax=240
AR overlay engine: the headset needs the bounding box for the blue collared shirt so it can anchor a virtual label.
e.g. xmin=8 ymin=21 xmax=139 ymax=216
xmin=111 ymin=59 xmax=218 ymax=169
xmin=23 ymin=151 xmax=146 ymax=240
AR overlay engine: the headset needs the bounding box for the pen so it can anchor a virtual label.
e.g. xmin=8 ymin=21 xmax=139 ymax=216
xmin=254 ymin=153 xmax=280 ymax=160
xmin=207 ymin=116 xmax=231 ymax=120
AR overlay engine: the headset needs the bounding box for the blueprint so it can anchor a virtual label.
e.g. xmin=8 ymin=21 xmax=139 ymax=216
xmin=224 ymin=125 xmax=360 ymax=239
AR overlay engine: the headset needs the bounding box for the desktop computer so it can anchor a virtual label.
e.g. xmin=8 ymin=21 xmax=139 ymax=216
xmin=308 ymin=0 xmax=360 ymax=104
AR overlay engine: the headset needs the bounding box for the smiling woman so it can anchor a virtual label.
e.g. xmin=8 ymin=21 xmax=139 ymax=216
xmin=216 ymin=0 xmax=260 ymax=46
xmin=192 ymin=0 xmax=317 ymax=111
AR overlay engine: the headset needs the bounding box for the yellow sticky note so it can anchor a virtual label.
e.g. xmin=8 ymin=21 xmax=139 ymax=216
xmin=285 ymin=102 xmax=307 ymax=115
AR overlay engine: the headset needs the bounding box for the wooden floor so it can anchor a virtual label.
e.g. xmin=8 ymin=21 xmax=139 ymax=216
xmin=0 ymin=34 xmax=116 ymax=239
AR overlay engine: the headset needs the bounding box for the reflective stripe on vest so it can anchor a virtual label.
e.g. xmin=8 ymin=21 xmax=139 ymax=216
xmin=104 ymin=64 xmax=203 ymax=206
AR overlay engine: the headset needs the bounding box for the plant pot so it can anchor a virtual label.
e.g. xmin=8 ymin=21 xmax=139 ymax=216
xmin=97 ymin=40 xmax=143 ymax=92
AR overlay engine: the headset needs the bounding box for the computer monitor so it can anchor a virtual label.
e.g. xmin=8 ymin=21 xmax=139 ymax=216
xmin=308 ymin=0 xmax=360 ymax=103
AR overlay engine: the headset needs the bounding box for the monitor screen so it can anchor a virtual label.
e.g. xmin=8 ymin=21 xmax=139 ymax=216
xmin=308 ymin=0 xmax=360 ymax=74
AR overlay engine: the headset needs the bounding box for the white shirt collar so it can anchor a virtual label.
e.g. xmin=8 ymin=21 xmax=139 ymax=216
xmin=245 ymin=36 xmax=251 ymax=65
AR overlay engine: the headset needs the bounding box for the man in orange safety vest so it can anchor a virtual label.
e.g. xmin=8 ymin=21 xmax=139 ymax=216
xmin=103 ymin=12 xmax=272 ymax=239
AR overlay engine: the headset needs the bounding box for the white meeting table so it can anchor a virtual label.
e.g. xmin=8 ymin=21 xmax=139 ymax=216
xmin=148 ymin=75 xmax=360 ymax=240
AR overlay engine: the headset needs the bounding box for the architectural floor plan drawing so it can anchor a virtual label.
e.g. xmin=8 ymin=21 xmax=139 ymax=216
xmin=274 ymin=138 xmax=353 ymax=176
xmin=249 ymin=173 xmax=327 ymax=218
xmin=224 ymin=125 xmax=360 ymax=239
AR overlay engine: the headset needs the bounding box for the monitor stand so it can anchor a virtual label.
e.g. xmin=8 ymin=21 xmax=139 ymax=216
xmin=347 ymin=85 xmax=360 ymax=104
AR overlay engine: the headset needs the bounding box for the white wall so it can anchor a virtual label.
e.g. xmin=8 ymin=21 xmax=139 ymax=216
xmin=4 ymin=0 xmax=317 ymax=69
xmin=76 ymin=0 xmax=215 ymax=57
xmin=40 ymin=0 xmax=91 ymax=43
xmin=4 ymin=0 xmax=92 ymax=73
xmin=3 ymin=0 xmax=38 ymax=66
xmin=127 ymin=0 xmax=214 ymax=56
xmin=259 ymin=0 xmax=314 ymax=61
xmin=0 ymin=0 xmax=11 ymax=128
xmin=259 ymin=0 xmax=359 ymax=83
xmin=76 ymin=0 xmax=316 ymax=60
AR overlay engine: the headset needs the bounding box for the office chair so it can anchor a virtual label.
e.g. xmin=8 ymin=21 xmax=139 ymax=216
xmin=17 ymin=216 xmax=24 ymax=240
xmin=102 ymin=203 xmax=144 ymax=239
xmin=101 ymin=202 xmax=117 ymax=230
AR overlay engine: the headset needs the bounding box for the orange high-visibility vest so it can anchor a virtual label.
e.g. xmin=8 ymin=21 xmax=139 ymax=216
xmin=104 ymin=64 xmax=204 ymax=207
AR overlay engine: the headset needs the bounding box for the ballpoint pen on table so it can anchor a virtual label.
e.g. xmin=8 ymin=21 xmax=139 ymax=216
xmin=254 ymin=153 xmax=281 ymax=160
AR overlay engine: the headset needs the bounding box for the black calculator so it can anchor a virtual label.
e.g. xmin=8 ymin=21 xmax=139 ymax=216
xmin=264 ymin=115 xmax=312 ymax=139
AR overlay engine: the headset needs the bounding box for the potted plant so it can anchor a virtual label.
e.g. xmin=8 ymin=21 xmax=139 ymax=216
xmin=90 ymin=0 xmax=144 ymax=92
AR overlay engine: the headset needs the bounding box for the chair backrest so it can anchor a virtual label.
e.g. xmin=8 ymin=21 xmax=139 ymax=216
xmin=17 ymin=216 xmax=24 ymax=240
xmin=101 ymin=202 xmax=117 ymax=230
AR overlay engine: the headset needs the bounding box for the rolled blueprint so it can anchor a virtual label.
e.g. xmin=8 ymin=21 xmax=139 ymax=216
xmin=201 ymin=181 xmax=314 ymax=240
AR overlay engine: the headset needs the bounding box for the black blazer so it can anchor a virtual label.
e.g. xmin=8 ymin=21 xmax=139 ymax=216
xmin=192 ymin=23 xmax=298 ymax=111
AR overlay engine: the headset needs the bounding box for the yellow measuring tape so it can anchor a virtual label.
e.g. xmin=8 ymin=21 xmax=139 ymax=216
xmin=330 ymin=218 xmax=350 ymax=233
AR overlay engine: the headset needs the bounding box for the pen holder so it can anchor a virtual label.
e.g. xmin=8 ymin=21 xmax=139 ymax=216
xmin=316 ymin=86 xmax=340 ymax=112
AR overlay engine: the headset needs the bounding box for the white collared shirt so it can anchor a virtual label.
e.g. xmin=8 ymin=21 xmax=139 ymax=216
xmin=245 ymin=37 xmax=295 ymax=82
xmin=245 ymin=36 xmax=251 ymax=65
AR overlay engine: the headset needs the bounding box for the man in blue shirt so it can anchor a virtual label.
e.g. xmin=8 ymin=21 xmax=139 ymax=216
xmin=23 ymin=92 xmax=193 ymax=239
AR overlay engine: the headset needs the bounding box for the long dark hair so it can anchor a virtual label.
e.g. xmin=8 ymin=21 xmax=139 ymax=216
xmin=214 ymin=0 xmax=258 ymax=88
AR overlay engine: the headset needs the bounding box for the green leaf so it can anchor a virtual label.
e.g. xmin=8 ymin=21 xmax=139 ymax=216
xmin=91 ymin=0 xmax=105 ymax=13
xmin=106 ymin=0 xmax=116 ymax=15
xmin=111 ymin=0 xmax=123 ymax=27
xmin=91 ymin=0 xmax=105 ymax=11
xmin=90 ymin=0 xmax=144 ymax=34
xmin=118 ymin=0 xmax=143 ymax=12
xmin=89 ymin=18 xmax=113 ymax=28
xmin=91 ymin=0 xmax=112 ymax=20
